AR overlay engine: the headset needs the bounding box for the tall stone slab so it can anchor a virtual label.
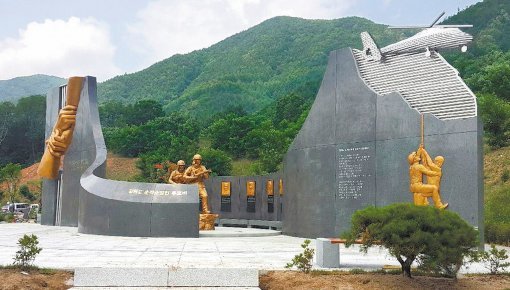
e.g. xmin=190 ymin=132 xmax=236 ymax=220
xmin=282 ymin=48 xmax=484 ymax=239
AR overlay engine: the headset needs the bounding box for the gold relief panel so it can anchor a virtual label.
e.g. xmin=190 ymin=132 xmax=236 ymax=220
xmin=266 ymin=180 xmax=274 ymax=196
xmin=279 ymin=179 xmax=284 ymax=196
xmin=247 ymin=181 xmax=256 ymax=197
xmin=221 ymin=181 xmax=231 ymax=197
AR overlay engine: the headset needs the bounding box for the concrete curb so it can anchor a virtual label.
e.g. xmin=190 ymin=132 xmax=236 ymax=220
xmin=74 ymin=267 xmax=259 ymax=287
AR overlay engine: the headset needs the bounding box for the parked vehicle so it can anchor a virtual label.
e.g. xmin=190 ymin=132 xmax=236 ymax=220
xmin=1 ymin=204 xmax=9 ymax=213
xmin=5 ymin=203 xmax=30 ymax=213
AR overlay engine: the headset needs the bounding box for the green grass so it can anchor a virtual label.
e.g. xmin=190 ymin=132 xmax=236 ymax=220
xmin=232 ymin=159 xmax=256 ymax=176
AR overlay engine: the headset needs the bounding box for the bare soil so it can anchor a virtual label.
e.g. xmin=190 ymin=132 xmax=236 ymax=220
xmin=0 ymin=268 xmax=72 ymax=290
xmin=259 ymin=271 xmax=510 ymax=290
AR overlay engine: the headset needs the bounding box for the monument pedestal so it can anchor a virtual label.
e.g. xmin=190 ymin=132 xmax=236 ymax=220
xmin=200 ymin=214 xmax=219 ymax=230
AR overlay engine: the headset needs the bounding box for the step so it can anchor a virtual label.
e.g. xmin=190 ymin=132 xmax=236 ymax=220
xmin=73 ymin=267 xmax=259 ymax=287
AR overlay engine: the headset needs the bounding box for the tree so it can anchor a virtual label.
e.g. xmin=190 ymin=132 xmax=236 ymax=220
xmin=0 ymin=163 xmax=22 ymax=204
xmin=344 ymin=203 xmax=478 ymax=278
xmin=198 ymin=148 xmax=233 ymax=176
xmin=99 ymin=100 xmax=128 ymax=128
xmin=0 ymin=102 xmax=14 ymax=147
xmin=477 ymin=93 xmax=510 ymax=148
xmin=207 ymin=114 xmax=255 ymax=158
xmin=126 ymin=99 xmax=165 ymax=126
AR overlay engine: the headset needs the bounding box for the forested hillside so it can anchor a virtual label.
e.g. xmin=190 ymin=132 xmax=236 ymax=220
xmin=98 ymin=16 xmax=412 ymax=120
xmin=0 ymin=75 xmax=64 ymax=103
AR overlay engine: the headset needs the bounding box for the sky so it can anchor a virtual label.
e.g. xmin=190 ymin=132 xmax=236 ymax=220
xmin=0 ymin=0 xmax=482 ymax=82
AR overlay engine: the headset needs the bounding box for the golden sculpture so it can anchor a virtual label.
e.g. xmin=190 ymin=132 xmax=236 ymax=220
xmin=266 ymin=180 xmax=274 ymax=196
xmin=38 ymin=77 xmax=84 ymax=179
xmin=184 ymin=154 xmax=212 ymax=214
xmin=408 ymin=115 xmax=448 ymax=209
xmin=247 ymin=181 xmax=256 ymax=197
xmin=221 ymin=181 xmax=231 ymax=197
xmin=168 ymin=160 xmax=187 ymax=184
xmin=199 ymin=214 xmax=218 ymax=230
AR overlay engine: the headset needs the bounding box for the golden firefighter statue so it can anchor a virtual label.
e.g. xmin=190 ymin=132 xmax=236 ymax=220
xmin=38 ymin=77 xmax=84 ymax=179
xmin=185 ymin=154 xmax=212 ymax=214
xmin=408 ymin=115 xmax=448 ymax=209
xmin=168 ymin=160 xmax=187 ymax=184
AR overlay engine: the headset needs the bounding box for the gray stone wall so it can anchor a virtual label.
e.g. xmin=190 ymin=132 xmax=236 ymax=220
xmin=42 ymin=77 xmax=200 ymax=237
xmin=205 ymin=173 xmax=282 ymax=222
xmin=282 ymin=48 xmax=484 ymax=239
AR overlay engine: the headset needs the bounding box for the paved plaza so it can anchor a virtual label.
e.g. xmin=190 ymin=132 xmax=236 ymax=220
xmin=0 ymin=223 xmax=507 ymax=274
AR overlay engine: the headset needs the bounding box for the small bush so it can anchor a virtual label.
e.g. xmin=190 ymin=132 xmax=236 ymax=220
xmin=502 ymin=170 xmax=510 ymax=183
xmin=344 ymin=203 xmax=478 ymax=278
xmin=0 ymin=212 xmax=14 ymax=223
xmin=285 ymin=239 xmax=315 ymax=273
xmin=13 ymin=234 xmax=42 ymax=269
xmin=471 ymin=244 xmax=510 ymax=274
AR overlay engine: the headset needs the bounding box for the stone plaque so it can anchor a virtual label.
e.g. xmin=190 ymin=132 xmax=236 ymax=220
xmin=266 ymin=180 xmax=274 ymax=213
xmin=247 ymin=181 xmax=256 ymax=212
xmin=337 ymin=145 xmax=374 ymax=200
xmin=266 ymin=180 xmax=274 ymax=196
xmin=221 ymin=181 xmax=231 ymax=197
xmin=220 ymin=181 xmax=231 ymax=212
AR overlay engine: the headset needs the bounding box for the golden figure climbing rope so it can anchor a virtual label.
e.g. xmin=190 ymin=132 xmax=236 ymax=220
xmin=408 ymin=114 xmax=448 ymax=209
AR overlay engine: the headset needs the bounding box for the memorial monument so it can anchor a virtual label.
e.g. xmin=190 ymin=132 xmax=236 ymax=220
xmin=282 ymin=20 xmax=483 ymax=239
xmin=40 ymin=76 xmax=200 ymax=237
xmin=38 ymin=15 xmax=482 ymax=241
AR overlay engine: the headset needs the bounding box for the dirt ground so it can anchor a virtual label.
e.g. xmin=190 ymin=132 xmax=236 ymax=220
xmin=0 ymin=268 xmax=72 ymax=290
xmin=260 ymin=271 xmax=510 ymax=290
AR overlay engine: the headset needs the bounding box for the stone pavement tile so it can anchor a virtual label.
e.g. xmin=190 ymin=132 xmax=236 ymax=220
xmin=178 ymin=253 xmax=223 ymax=268
xmin=167 ymin=268 xmax=259 ymax=287
xmin=74 ymin=267 xmax=168 ymax=287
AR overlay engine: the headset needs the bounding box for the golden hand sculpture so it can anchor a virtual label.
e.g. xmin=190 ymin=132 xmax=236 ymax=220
xmin=38 ymin=77 xmax=84 ymax=180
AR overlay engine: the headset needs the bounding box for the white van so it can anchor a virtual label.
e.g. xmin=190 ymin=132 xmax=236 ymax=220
xmin=10 ymin=203 xmax=30 ymax=213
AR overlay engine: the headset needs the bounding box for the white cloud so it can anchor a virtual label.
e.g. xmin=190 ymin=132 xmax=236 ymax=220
xmin=0 ymin=17 xmax=121 ymax=81
xmin=128 ymin=0 xmax=355 ymax=67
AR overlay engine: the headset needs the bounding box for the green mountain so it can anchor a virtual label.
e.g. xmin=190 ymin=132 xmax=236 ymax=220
xmin=98 ymin=16 xmax=411 ymax=120
xmin=0 ymin=74 xmax=65 ymax=102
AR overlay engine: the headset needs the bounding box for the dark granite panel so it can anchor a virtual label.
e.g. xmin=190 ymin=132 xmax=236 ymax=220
xmin=289 ymin=51 xmax=337 ymax=150
xmin=283 ymin=145 xmax=337 ymax=238
xmin=335 ymin=48 xmax=377 ymax=143
xmin=335 ymin=142 xmax=376 ymax=234
xmin=41 ymin=87 xmax=60 ymax=225
xmin=107 ymin=200 xmax=151 ymax=237
xmin=150 ymin=203 xmax=199 ymax=237
xmin=477 ymin=119 xmax=485 ymax=244
xmin=77 ymin=188 xmax=109 ymax=235
xmin=41 ymin=179 xmax=57 ymax=225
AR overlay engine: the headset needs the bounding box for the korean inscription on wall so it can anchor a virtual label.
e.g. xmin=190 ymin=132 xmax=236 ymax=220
xmin=337 ymin=146 xmax=372 ymax=200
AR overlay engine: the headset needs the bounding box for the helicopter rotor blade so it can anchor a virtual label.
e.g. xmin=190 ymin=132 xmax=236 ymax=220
xmin=388 ymin=26 xmax=429 ymax=29
xmin=430 ymin=11 xmax=446 ymax=27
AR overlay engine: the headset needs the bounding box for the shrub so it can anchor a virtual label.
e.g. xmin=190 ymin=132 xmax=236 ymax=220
xmin=502 ymin=169 xmax=510 ymax=183
xmin=0 ymin=212 xmax=14 ymax=223
xmin=285 ymin=239 xmax=315 ymax=273
xmin=471 ymin=244 xmax=510 ymax=274
xmin=13 ymin=234 xmax=42 ymax=269
xmin=344 ymin=203 xmax=478 ymax=278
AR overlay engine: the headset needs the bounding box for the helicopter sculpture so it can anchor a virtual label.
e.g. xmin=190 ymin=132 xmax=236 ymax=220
xmin=361 ymin=12 xmax=473 ymax=61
